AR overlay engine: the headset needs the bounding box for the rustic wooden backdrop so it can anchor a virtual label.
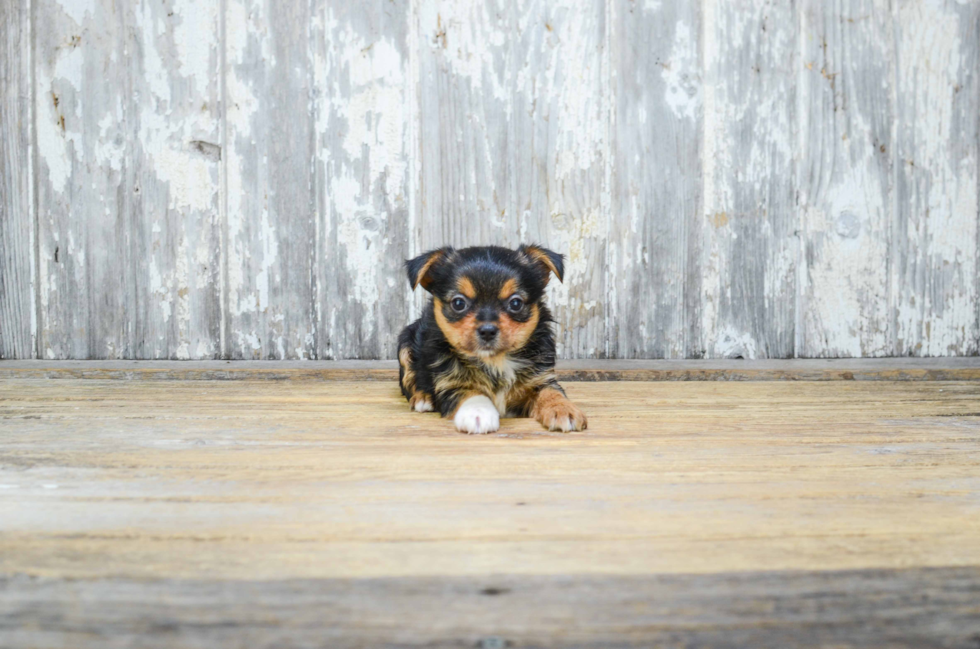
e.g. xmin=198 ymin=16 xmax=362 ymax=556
xmin=1 ymin=0 xmax=978 ymax=360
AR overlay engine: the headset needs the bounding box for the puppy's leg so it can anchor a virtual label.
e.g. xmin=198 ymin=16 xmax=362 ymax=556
xmin=398 ymin=337 xmax=433 ymax=412
xmin=397 ymin=345 xmax=415 ymax=400
xmin=409 ymin=391 xmax=434 ymax=412
xmin=531 ymin=387 xmax=587 ymax=432
xmin=452 ymin=392 xmax=500 ymax=434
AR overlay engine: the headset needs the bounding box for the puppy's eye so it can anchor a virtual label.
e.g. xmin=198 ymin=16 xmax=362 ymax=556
xmin=507 ymin=296 xmax=524 ymax=312
xmin=450 ymin=296 xmax=468 ymax=312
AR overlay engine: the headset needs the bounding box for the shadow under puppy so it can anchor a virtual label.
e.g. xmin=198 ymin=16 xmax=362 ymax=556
xmin=398 ymin=245 xmax=587 ymax=434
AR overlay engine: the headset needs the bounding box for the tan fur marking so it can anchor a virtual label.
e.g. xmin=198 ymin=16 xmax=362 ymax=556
xmin=413 ymin=250 xmax=445 ymax=290
xmin=505 ymin=372 xmax=558 ymax=414
xmin=498 ymin=279 xmax=518 ymax=300
xmin=457 ymin=277 xmax=477 ymax=299
xmin=531 ymin=387 xmax=587 ymax=432
xmin=497 ymin=304 xmax=539 ymax=353
xmin=399 ymin=347 xmax=415 ymax=394
xmin=523 ymin=246 xmax=562 ymax=286
xmin=434 ymin=298 xmax=477 ymax=354
xmin=433 ymin=361 xmax=495 ymax=399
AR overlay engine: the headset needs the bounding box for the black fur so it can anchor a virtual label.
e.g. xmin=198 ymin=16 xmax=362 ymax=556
xmin=398 ymin=245 xmax=565 ymax=418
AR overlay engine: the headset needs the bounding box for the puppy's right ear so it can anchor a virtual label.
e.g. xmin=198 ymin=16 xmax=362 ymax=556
xmin=406 ymin=247 xmax=452 ymax=291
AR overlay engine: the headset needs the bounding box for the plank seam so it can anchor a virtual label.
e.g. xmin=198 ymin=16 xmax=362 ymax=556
xmin=407 ymin=0 xmax=420 ymax=324
xmin=603 ymin=0 xmax=615 ymax=360
xmin=218 ymin=0 xmax=229 ymax=360
xmin=888 ymin=0 xmax=900 ymax=357
xmin=29 ymin=0 xmax=38 ymax=360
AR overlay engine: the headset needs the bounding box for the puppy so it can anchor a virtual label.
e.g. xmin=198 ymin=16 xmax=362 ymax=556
xmin=398 ymin=244 xmax=587 ymax=434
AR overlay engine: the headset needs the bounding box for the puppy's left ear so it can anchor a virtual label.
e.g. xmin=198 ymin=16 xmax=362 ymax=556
xmin=519 ymin=244 xmax=564 ymax=286
xmin=406 ymin=247 xmax=453 ymax=292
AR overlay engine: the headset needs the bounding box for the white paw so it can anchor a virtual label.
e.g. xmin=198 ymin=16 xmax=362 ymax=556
xmin=454 ymin=395 xmax=500 ymax=434
xmin=414 ymin=398 xmax=433 ymax=413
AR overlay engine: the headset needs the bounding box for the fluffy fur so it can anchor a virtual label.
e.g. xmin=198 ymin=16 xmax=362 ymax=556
xmin=398 ymin=245 xmax=587 ymax=434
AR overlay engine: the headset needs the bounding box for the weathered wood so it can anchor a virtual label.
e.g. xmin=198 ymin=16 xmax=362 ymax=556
xmin=0 ymin=374 xmax=980 ymax=648
xmin=3 ymin=358 xmax=980 ymax=382
xmin=798 ymin=0 xmax=893 ymax=358
xmin=223 ymin=0 xmax=316 ymax=359
xmin=415 ymin=0 xmax=608 ymax=358
xmin=510 ymin=0 xmax=608 ymax=359
xmin=34 ymin=0 xmax=223 ymax=359
xmin=1 ymin=378 xmax=980 ymax=645
xmin=4 ymin=2 xmax=980 ymax=360
xmin=893 ymin=0 xmax=980 ymax=357
xmin=0 ymin=0 xmax=34 ymax=359
xmin=609 ymin=0 xmax=702 ymax=359
xmin=701 ymin=0 xmax=798 ymax=359
xmin=1 ymin=379 xmax=979 ymax=580
xmin=312 ymin=0 xmax=414 ymax=360
xmin=2 ymin=567 xmax=979 ymax=648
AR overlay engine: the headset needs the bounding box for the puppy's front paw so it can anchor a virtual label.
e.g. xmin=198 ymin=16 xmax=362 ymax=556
xmin=532 ymin=389 xmax=587 ymax=432
xmin=453 ymin=395 xmax=500 ymax=434
xmin=409 ymin=392 xmax=434 ymax=412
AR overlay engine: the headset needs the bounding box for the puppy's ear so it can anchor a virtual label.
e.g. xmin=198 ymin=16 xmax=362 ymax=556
xmin=406 ymin=247 xmax=452 ymax=291
xmin=519 ymin=244 xmax=564 ymax=286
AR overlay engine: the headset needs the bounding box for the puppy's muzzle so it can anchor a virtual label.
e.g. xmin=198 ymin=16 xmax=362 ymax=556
xmin=477 ymin=324 xmax=499 ymax=345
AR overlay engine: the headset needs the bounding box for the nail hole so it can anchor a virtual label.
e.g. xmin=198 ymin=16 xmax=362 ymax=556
xmin=480 ymin=587 xmax=510 ymax=596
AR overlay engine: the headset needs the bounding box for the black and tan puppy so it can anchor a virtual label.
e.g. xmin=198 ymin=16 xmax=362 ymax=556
xmin=398 ymin=244 xmax=587 ymax=434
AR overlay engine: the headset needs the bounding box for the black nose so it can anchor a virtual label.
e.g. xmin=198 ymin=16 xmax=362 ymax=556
xmin=477 ymin=324 xmax=498 ymax=342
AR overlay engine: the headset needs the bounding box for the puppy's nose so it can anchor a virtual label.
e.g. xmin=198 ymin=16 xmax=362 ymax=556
xmin=477 ymin=324 xmax=499 ymax=342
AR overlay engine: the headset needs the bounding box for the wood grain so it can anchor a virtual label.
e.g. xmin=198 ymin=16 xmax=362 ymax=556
xmin=1 ymin=377 xmax=979 ymax=645
xmin=798 ymin=0 xmax=893 ymax=358
xmin=34 ymin=0 xmax=223 ymax=360
xmin=313 ymin=0 xmax=414 ymax=360
xmin=4 ymin=2 xmax=980 ymax=360
xmin=3 ymin=358 xmax=980 ymax=382
xmin=223 ymin=0 xmax=316 ymax=359
xmin=609 ymin=0 xmax=701 ymax=359
xmin=0 ymin=0 xmax=34 ymax=359
xmin=701 ymin=0 xmax=798 ymax=359
xmin=893 ymin=0 xmax=980 ymax=357
xmin=2 ymin=568 xmax=979 ymax=648
xmin=1 ymin=378 xmax=979 ymax=581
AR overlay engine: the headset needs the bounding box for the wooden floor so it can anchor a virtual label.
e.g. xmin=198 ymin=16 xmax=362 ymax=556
xmin=2 ymin=366 xmax=980 ymax=647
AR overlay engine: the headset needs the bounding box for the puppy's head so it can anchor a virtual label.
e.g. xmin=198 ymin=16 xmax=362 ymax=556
xmin=406 ymin=245 xmax=563 ymax=358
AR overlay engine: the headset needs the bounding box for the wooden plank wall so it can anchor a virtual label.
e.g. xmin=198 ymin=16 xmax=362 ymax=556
xmin=1 ymin=0 xmax=978 ymax=360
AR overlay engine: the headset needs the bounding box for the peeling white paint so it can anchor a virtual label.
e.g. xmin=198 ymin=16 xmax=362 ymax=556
xmin=15 ymin=0 xmax=980 ymax=361
xmin=56 ymin=0 xmax=95 ymax=25
xmin=662 ymin=21 xmax=700 ymax=120
xmin=36 ymin=42 xmax=85 ymax=194
xmin=895 ymin=0 xmax=978 ymax=356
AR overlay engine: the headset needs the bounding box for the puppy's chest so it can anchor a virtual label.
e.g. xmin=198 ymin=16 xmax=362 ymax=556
xmin=481 ymin=356 xmax=528 ymax=414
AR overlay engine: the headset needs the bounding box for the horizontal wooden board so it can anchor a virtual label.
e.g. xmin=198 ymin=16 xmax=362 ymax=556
xmin=2 ymin=377 xmax=980 ymax=646
xmin=2 ymin=567 xmax=979 ymax=648
xmin=2 ymin=358 xmax=980 ymax=381
xmin=2 ymin=379 xmax=979 ymax=580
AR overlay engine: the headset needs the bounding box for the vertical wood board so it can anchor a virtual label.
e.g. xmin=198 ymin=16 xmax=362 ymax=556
xmin=34 ymin=0 xmax=222 ymax=359
xmin=0 ymin=0 xmax=35 ymax=359
xmin=223 ymin=0 xmax=317 ymax=359
xmin=701 ymin=0 xmax=799 ymax=359
xmin=609 ymin=0 xmax=702 ymax=359
xmin=797 ymin=0 xmax=893 ymax=358
xmin=313 ymin=0 xmax=414 ymax=360
xmin=892 ymin=0 xmax=979 ymax=357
